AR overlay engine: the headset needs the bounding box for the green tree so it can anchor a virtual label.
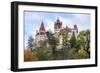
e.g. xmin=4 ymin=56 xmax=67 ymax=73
xmin=84 ymin=30 xmax=90 ymax=54
xmin=70 ymin=32 xmax=76 ymax=48
xmin=46 ymin=31 xmax=58 ymax=59
xmin=77 ymin=30 xmax=90 ymax=54
xmin=77 ymin=31 xmax=86 ymax=49
xmin=60 ymin=30 xmax=69 ymax=59
xmin=61 ymin=30 xmax=69 ymax=47
xmin=67 ymin=47 xmax=90 ymax=59
xmin=34 ymin=47 xmax=53 ymax=60
xmin=27 ymin=35 xmax=34 ymax=51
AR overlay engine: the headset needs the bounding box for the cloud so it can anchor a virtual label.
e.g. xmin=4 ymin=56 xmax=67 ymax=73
xmin=44 ymin=19 xmax=54 ymax=32
xmin=59 ymin=16 xmax=74 ymax=28
xmin=61 ymin=13 xmax=90 ymax=31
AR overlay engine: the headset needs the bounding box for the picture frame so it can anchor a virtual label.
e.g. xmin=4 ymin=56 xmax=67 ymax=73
xmin=11 ymin=1 xmax=98 ymax=72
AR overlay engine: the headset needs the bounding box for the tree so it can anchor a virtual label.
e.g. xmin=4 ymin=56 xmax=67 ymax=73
xmin=60 ymin=30 xmax=69 ymax=59
xmin=46 ymin=31 xmax=58 ymax=59
xmin=27 ymin=35 xmax=34 ymax=51
xmin=24 ymin=49 xmax=38 ymax=61
xmin=84 ymin=30 xmax=90 ymax=54
xmin=33 ymin=47 xmax=53 ymax=60
xmin=77 ymin=30 xmax=90 ymax=54
xmin=68 ymin=48 xmax=89 ymax=59
xmin=61 ymin=30 xmax=69 ymax=48
xmin=70 ymin=32 xmax=76 ymax=48
xmin=77 ymin=31 xmax=86 ymax=49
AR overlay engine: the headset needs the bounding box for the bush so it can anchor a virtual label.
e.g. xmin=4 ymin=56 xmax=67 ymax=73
xmin=24 ymin=49 xmax=38 ymax=62
xmin=67 ymin=48 xmax=90 ymax=59
xmin=34 ymin=47 xmax=53 ymax=60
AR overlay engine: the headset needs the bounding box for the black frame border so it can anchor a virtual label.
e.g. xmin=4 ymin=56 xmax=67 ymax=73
xmin=11 ymin=1 xmax=98 ymax=72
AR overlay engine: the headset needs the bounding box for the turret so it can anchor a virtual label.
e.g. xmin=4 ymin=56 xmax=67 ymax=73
xmin=54 ymin=18 xmax=62 ymax=33
xmin=74 ymin=25 xmax=78 ymax=33
xmin=39 ymin=21 xmax=46 ymax=33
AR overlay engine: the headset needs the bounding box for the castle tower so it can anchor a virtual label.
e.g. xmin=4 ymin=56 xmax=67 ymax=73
xmin=54 ymin=18 xmax=62 ymax=33
xmin=74 ymin=25 xmax=78 ymax=33
xmin=73 ymin=24 xmax=78 ymax=38
xmin=38 ymin=21 xmax=46 ymax=41
xmin=39 ymin=21 xmax=46 ymax=33
xmin=35 ymin=21 xmax=47 ymax=47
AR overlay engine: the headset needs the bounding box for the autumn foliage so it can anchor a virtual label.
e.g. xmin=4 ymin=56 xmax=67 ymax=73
xmin=24 ymin=49 xmax=38 ymax=61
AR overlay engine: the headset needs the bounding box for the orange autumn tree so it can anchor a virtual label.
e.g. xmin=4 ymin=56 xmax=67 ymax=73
xmin=24 ymin=49 xmax=38 ymax=61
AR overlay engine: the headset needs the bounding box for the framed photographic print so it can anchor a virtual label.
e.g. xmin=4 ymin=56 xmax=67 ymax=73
xmin=11 ymin=1 xmax=98 ymax=71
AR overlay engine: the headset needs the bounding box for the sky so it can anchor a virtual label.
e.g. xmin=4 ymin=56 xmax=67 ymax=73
xmin=24 ymin=11 xmax=91 ymax=47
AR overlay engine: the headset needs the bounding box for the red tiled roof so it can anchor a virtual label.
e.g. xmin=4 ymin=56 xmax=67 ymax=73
xmin=39 ymin=21 xmax=45 ymax=32
xmin=54 ymin=18 xmax=62 ymax=29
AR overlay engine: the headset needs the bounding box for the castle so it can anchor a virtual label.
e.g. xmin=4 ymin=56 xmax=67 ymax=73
xmin=35 ymin=18 xmax=78 ymax=49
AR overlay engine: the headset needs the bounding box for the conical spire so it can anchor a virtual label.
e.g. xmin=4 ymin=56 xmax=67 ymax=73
xmin=39 ymin=21 xmax=45 ymax=32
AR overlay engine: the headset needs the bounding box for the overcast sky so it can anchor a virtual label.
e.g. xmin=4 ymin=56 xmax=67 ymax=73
xmin=24 ymin=11 xmax=91 ymax=47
